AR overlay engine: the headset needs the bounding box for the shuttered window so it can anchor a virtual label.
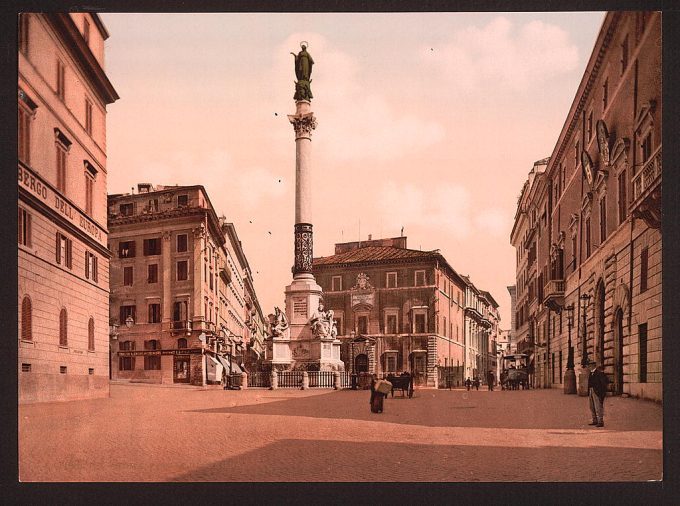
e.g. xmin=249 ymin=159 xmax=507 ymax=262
xmin=59 ymin=308 xmax=68 ymax=346
xmin=88 ymin=317 xmax=95 ymax=351
xmin=21 ymin=296 xmax=32 ymax=341
xmin=56 ymin=233 xmax=72 ymax=268
xmin=18 ymin=208 xmax=31 ymax=247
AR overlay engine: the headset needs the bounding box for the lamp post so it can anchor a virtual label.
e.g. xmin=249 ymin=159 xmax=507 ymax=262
xmin=579 ymin=293 xmax=591 ymax=367
xmin=577 ymin=293 xmax=591 ymax=396
xmin=563 ymin=304 xmax=576 ymax=394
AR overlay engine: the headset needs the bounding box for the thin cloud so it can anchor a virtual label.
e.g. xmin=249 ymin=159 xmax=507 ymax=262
xmin=378 ymin=181 xmax=473 ymax=239
xmin=275 ymin=33 xmax=445 ymax=163
xmin=423 ymin=17 xmax=580 ymax=93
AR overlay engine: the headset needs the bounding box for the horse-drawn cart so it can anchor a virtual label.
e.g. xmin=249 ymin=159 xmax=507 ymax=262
xmin=386 ymin=373 xmax=414 ymax=398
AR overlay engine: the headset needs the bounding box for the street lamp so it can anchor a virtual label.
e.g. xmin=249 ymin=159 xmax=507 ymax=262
xmin=579 ymin=293 xmax=591 ymax=367
xmin=577 ymin=293 xmax=591 ymax=396
xmin=563 ymin=304 xmax=576 ymax=394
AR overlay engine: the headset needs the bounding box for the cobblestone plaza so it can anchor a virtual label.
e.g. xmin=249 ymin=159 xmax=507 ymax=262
xmin=19 ymin=384 xmax=661 ymax=482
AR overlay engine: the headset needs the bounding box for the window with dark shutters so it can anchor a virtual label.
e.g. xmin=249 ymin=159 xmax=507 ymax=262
xmin=56 ymin=233 xmax=72 ymax=268
xmin=18 ymin=208 xmax=31 ymax=247
xmin=143 ymin=238 xmax=161 ymax=256
xmin=88 ymin=317 xmax=95 ymax=351
xmin=59 ymin=308 xmax=68 ymax=346
xmin=21 ymin=296 xmax=32 ymax=341
xmin=119 ymin=240 xmax=135 ymax=258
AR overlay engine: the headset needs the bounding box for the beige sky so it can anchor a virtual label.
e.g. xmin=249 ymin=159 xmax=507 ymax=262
xmin=102 ymin=12 xmax=605 ymax=325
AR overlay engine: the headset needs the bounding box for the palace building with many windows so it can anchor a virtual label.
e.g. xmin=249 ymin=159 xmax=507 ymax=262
xmin=511 ymin=11 xmax=661 ymax=401
xmin=18 ymin=13 xmax=119 ymax=402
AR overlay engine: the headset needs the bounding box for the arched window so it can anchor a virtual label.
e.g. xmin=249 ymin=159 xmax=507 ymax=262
xmin=59 ymin=308 xmax=68 ymax=346
xmin=88 ymin=317 xmax=95 ymax=351
xmin=21 ymin=296 xmax=32 ymax=341
xmin=177 ymin=338 xmax=187 ymax=349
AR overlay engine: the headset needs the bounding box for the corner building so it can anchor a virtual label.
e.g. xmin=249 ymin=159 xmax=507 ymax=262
xmin=18 ymin=13 xmax=119 ymax=402
xmin=109 ymin=184 xmax=263 ymax=385
xmin=312 ymin=236 xmax=497 ymax=387
xmin=511 ymin=11 xmax=661 ymax=401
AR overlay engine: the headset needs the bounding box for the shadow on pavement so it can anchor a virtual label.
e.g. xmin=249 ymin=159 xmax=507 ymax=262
xmin=187 ymin=389 xmax=662 ymax=431
xmin=171 ymin=438 xmax=661 ymax=482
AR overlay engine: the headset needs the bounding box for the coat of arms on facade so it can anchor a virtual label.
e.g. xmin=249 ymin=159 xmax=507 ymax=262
xmin=351 ymin=273 xmax=373 ymax=290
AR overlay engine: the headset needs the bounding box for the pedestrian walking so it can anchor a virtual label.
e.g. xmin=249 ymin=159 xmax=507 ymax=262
xmin=370 ymin=376 xmax=388 ymax=413
xmin=487 ymin=370 xmax=495 ymax=391
xmin=473 ymin=377 xmax=480 ymax=390
xmin=587 ymin=359 xmax=609 ymax=427
xmin=465 ymin=377 xmax=472 ymax=391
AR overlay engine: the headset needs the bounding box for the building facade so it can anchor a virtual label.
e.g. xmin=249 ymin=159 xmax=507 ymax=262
xmin=311 ymin=236 xmax=497 ymax=387
xmin=18 ymin=13 xmax=119 ymax=402
xmin=511 ymin=11 xmax=662 ymax=401
xmin=108 ymin=184 xmax=263 ymax=385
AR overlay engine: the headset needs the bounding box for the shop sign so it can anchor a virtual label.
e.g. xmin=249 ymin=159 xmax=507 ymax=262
xmin=117 ymin=348 xmax=201 ymax=357
xmin=18 ymin=164 xmax=106 ymax=245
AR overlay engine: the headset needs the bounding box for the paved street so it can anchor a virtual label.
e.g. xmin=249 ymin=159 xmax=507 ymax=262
xmin=19 ymin=384 xmax=662 ymax=482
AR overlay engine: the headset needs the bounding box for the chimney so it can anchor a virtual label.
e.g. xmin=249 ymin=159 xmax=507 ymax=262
xmin=368 ymin=234 xmax=372 ymax=241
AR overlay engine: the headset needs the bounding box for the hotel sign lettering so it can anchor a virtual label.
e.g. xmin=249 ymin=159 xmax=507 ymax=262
xmin=117 ymin=348 xmax=202 ymax=357
xmin=18 ymin=164 xmax=106 ymax=246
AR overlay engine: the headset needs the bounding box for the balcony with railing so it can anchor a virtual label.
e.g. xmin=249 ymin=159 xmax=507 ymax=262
xmin=543 ymin=279 xmax=565 ymax=312
xmin=631 ymin=146 xmax=661 ymax=228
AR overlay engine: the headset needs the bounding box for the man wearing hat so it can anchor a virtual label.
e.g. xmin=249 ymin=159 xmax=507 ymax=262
xmin=587 ymin=359 xmax=609 ymax=427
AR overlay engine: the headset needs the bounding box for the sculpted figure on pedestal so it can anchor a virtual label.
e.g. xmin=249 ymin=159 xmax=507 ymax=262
xmin=291 ymin=42 xmax=314 ymax=101
xmin=310 ymin=301 xmax=334 ymax=338
xmin=269 ymin=306 xmax=289 ymax=337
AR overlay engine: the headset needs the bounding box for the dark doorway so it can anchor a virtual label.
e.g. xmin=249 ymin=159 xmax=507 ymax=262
xmin=173 ymin=356 xmax=191 ymax=383
xmin=411 ymin=353 xmax=427 ymax=385
xmin=354 ymin=353 xmax=368 ymax=373
xmin=614 ymin=308 xmax=624 ymax=394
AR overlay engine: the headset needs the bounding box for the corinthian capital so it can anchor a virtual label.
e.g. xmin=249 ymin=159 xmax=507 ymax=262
xmin=288 ymin=112 xmax=317 ymax=139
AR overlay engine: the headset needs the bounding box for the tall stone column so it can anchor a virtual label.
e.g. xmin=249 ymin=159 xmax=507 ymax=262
xmin=284 ymin=100 xmax=322 ymax=368
xmin=288 ymin=100 xmax=317 ymax=280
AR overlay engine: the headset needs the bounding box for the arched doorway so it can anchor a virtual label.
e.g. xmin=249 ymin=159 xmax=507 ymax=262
xmin=354 ymin=353 xmax=368 ymax=373
xmin=595 ymin=280 xmax=606 ymax=367
xmin=613 ymin=308 xmax=624 ymax=394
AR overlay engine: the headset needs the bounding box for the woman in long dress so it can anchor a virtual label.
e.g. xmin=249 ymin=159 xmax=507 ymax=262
xmin=370 ymin=377 xmax=385 ymax=413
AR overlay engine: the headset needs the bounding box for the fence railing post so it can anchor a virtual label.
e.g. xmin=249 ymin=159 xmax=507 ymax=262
xmin=333 ymin=371 xmax=340 ymax=390
xmin=241 ymin=371 xmax=248 ymax=389
xmin=301 ymin=371 xmax=309 ymax=390
xmin=271 ymin=370 xmax=278 ymax=390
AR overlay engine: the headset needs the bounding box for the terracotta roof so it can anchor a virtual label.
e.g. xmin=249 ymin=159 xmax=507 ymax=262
xmin=313 ymin=246 xmax=436 ymax=266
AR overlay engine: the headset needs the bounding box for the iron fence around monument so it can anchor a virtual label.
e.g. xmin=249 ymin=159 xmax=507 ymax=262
xmin=308 ymin=371 xmax=334 ymax=388
xmin=339 ymin=371 xmax=351 ymax=388
xmin=247 ymin=372 xmax=271 ymax=388
xmin=278 ymin=371 xmax=304 ymax=388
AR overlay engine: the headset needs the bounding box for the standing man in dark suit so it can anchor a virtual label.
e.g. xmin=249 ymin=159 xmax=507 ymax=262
xmin=587 ymin=359 xmax=609 ymax=427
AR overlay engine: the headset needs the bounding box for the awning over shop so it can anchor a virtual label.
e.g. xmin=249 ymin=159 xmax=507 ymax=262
xmin=216 ymin=354 xmax=230 ymax=370
xmin=215 ymin=354 xmax=243 ymax=375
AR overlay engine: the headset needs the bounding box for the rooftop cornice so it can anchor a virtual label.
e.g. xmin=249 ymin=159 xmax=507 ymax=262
xmin=45 ymin=13 xmax=119 ymax=105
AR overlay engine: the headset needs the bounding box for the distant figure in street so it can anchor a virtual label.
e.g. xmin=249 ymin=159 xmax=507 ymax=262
xmin=587 ymin=359 xmax=609 ymax=427
xmin=473 ymin=377 xmax=480 ymax=390
xmin=487 ymin=370 xmax=495 ymax=391
xmin=370 ymin=376 xmax=386 ymax=413
xmin=465 ymin=377 xmax=472 ymax=391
